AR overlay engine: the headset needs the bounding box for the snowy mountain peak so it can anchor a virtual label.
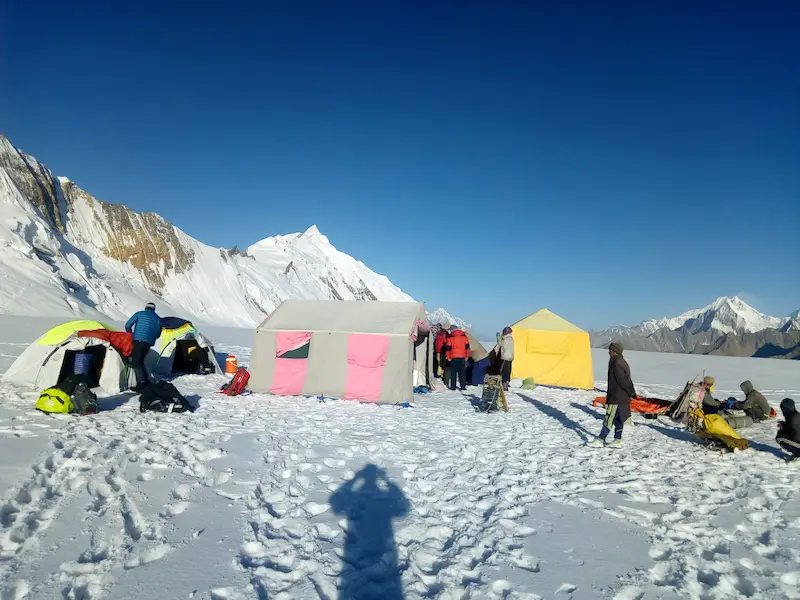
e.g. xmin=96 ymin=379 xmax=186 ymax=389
xmin=0 ymin=134 xmax=417 ymax=327
xmin=599 ymin=295 xmax=792 ymax=338
xmin=426 ymin=308 xmax=471 ymax=331
xmin=591 ymin=296 xmax=800 ymax=358
xmin=694 ymin=296 xmax=784 ymax=334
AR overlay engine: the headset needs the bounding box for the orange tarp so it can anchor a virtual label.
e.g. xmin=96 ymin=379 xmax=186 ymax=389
xmin=593 ymin=395 xmax=672 ymax=415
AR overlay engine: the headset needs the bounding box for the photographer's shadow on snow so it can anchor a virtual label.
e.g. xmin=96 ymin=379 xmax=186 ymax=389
xmin=329 ymin=464 xmax=410 ymax=600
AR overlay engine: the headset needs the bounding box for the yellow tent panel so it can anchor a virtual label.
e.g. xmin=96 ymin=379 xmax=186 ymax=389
xmin=38 ymin=320 xmax=115 ymax=346
xmin=510 ymin=309 xmax=594 ymax=389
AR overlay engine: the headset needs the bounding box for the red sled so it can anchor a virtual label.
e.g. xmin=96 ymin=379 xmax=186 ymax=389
xmin=219 ymin=367 xmax=250 ymax=396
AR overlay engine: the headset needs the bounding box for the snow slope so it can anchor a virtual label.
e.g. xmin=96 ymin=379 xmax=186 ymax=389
xmin=0 ymin=134 xmax=416 ymax=328
xmin=1 ymin=317 xmax=800 ymax=599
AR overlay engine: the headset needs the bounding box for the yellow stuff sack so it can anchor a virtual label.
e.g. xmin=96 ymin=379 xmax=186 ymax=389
xmin=699 ymin=412 xmax=749 ymax=451
xmin=36 ymin=388 xmax=74 ymax=414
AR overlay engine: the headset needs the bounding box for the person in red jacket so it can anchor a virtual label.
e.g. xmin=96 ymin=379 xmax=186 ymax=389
xmin=445 ymin=326 xmax=471 ymax=391
xmin=434 ymin=326 xmax=449 ymax=379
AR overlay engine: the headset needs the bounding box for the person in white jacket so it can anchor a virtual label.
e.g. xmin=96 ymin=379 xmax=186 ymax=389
xmin=494 ymin=326 xmax=514 ymax=390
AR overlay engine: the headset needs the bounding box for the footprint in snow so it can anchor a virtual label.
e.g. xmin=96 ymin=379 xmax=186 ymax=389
xmin=162 ymin=501 xmax=190 ymax=517
xmin=123 ymin=543 xmax=172 ymax=569
xmin=171 ymin=483 xmax=192 ymax=500
xmin=781 ymin=571 xmax=800 ymax=587
xmin=312 ymin=523 xmax=340 ymax=542
xmin=556 ymin=583 xmax=577 ymax=594
xmin=613 ymin=586 xmax=645 ymax=600
xmin=305 ymin=502 xmax=329 ymax=517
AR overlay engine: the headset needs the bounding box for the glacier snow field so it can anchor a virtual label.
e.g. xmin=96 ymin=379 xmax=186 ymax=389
xmin=1 ymin=316 xmax=800 ymax=599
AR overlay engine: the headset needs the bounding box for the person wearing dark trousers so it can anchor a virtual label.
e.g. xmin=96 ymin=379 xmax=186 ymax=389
xmin=493 ymin=326 xmax=514 ymax=391
xmin=444 ymin=326 xmax=471 ymax=391
xmin=590 ymin=341 xmax=636 ymax=448
xmin=776 ymin=398 xmax=800 ymax=460
xmin=125 ymin=302 xmax=162 ymax=391
xmin=434 ymin=326 xmax=448 ymax=380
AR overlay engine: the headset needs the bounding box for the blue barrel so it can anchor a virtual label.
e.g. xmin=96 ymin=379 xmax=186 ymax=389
xmin=74 ymin=352 xmax=94 ymax=376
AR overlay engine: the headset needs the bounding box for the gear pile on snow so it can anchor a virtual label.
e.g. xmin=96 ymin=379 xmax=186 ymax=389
xmin=139 ymin=380 xmax=195 ymax=413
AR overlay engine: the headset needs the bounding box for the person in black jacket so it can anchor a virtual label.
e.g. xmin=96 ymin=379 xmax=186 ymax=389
xmin=776 ymin=398 xmax=800 ymax=460
xmin=590 ymin=342 xmax=636 ymax=448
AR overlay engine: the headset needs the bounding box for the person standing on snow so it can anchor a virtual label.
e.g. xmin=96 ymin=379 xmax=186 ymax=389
xmin=493 ymin=326 xmax=514 ymax=391
xmin=125 ymin=302 xmax=162 ymax=391
xmin=434 ymin=324 xmax=448 ymax=379
xmin=444 ymin=325 xmax=471 ymax=391
xmin=590 ymin=341 xmax=636 ymax=448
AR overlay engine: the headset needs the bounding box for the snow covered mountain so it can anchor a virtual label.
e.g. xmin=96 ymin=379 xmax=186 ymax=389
xmin=0 ymin=133 xmax=417 ymax=327
xmin=425 ymin=307 xmax=471 ymax=331
xmin=591 ymin=296 xmax=800 ymax=359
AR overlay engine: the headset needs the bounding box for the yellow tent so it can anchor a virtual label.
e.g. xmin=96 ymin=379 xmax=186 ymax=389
xmin=510 ymin=309 xmax=594 ymax=390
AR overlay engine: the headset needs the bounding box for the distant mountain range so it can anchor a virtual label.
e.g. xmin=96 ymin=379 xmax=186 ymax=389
xmin=590 ymin=297 xmax=800 ymax=359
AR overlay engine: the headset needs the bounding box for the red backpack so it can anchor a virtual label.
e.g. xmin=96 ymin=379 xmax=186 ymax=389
xmin=219 ymin=367 xmax=250 ymax=396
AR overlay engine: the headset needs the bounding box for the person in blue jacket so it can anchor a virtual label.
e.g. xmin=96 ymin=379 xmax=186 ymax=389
xmin=125 ymin=302 xmax=162 ymax=390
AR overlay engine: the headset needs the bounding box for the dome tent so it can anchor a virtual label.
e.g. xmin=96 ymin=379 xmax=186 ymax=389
xmin=3 ymin=320 xmax=134 ymax=393
xmin=145 ymin=317 xmax=222 ymax=378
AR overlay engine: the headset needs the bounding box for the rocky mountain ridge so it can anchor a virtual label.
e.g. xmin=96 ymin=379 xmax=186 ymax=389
xmin=0 ymin=133 xmax=445 ymax=328
xmin=591 ymin=296 xmax=800 ymax=359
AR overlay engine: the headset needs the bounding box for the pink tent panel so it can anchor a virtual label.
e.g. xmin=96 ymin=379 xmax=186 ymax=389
xmin=275 ymin=331 xmax=312 ymax=356
xmin=344 ymin=333 xmax=390 ymax=402
xmin=270 ymin=331 xmax=311 ymax=395
xmin=270 ymin=357 xmax=309 ymax=395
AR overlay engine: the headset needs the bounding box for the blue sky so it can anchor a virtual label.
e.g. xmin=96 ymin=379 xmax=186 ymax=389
xmin=2 ymin=1 xmax=798 ymax=337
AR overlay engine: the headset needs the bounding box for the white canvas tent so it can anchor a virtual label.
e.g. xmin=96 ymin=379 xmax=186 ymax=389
xmin=3 ymin=320 xmax=133 ymax=393
xmin=249 ymin=300 xmax=433 ymax=404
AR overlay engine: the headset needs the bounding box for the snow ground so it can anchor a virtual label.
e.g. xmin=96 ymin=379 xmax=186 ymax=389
xmin=1 ymin=317 xmax=800 ymax=599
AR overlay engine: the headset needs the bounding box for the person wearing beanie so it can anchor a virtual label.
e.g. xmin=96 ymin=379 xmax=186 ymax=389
xmin=700 ymin=375 xmax=721 ymax=413
xmin=776 ymin=398 xmax=800 ymax=460
xmin=492 ymin=326 xmax=515 ymax=391
xmin=125 ymin=302 xmax=162 ymax=391
xmin=590 ymin=342 xmax=636 ymax=448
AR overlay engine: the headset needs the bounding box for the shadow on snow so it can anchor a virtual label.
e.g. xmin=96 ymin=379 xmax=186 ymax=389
xmin=517 ymin=393 xmax=594 ymax=442
xmin=330 ymin=464 xmax=410 ymax=600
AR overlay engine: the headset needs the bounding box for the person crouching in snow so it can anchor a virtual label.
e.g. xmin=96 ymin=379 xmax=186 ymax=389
xmin=444 ymin=325 xmax=470 ymax=391
xmin=125 ymin=302 xmax=162 ymax=391
xmin=737 ymin=380 xmax=772 ymax=422
xmin=776 ymin=398 xmax=800 ymax=461
xmin=590 ymin=342 xmax=636 ymax=448
xmin=493 ymin=327 xmax=514 ymax=391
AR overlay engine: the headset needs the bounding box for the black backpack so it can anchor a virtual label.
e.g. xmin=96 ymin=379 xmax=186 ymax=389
xmin=71 ymin=382 xmax=98 ymax=415
xmin=196 ymin=348 xmax=215 ymax=375
xmin=139 ymin=380 xmax=195 ymax=413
